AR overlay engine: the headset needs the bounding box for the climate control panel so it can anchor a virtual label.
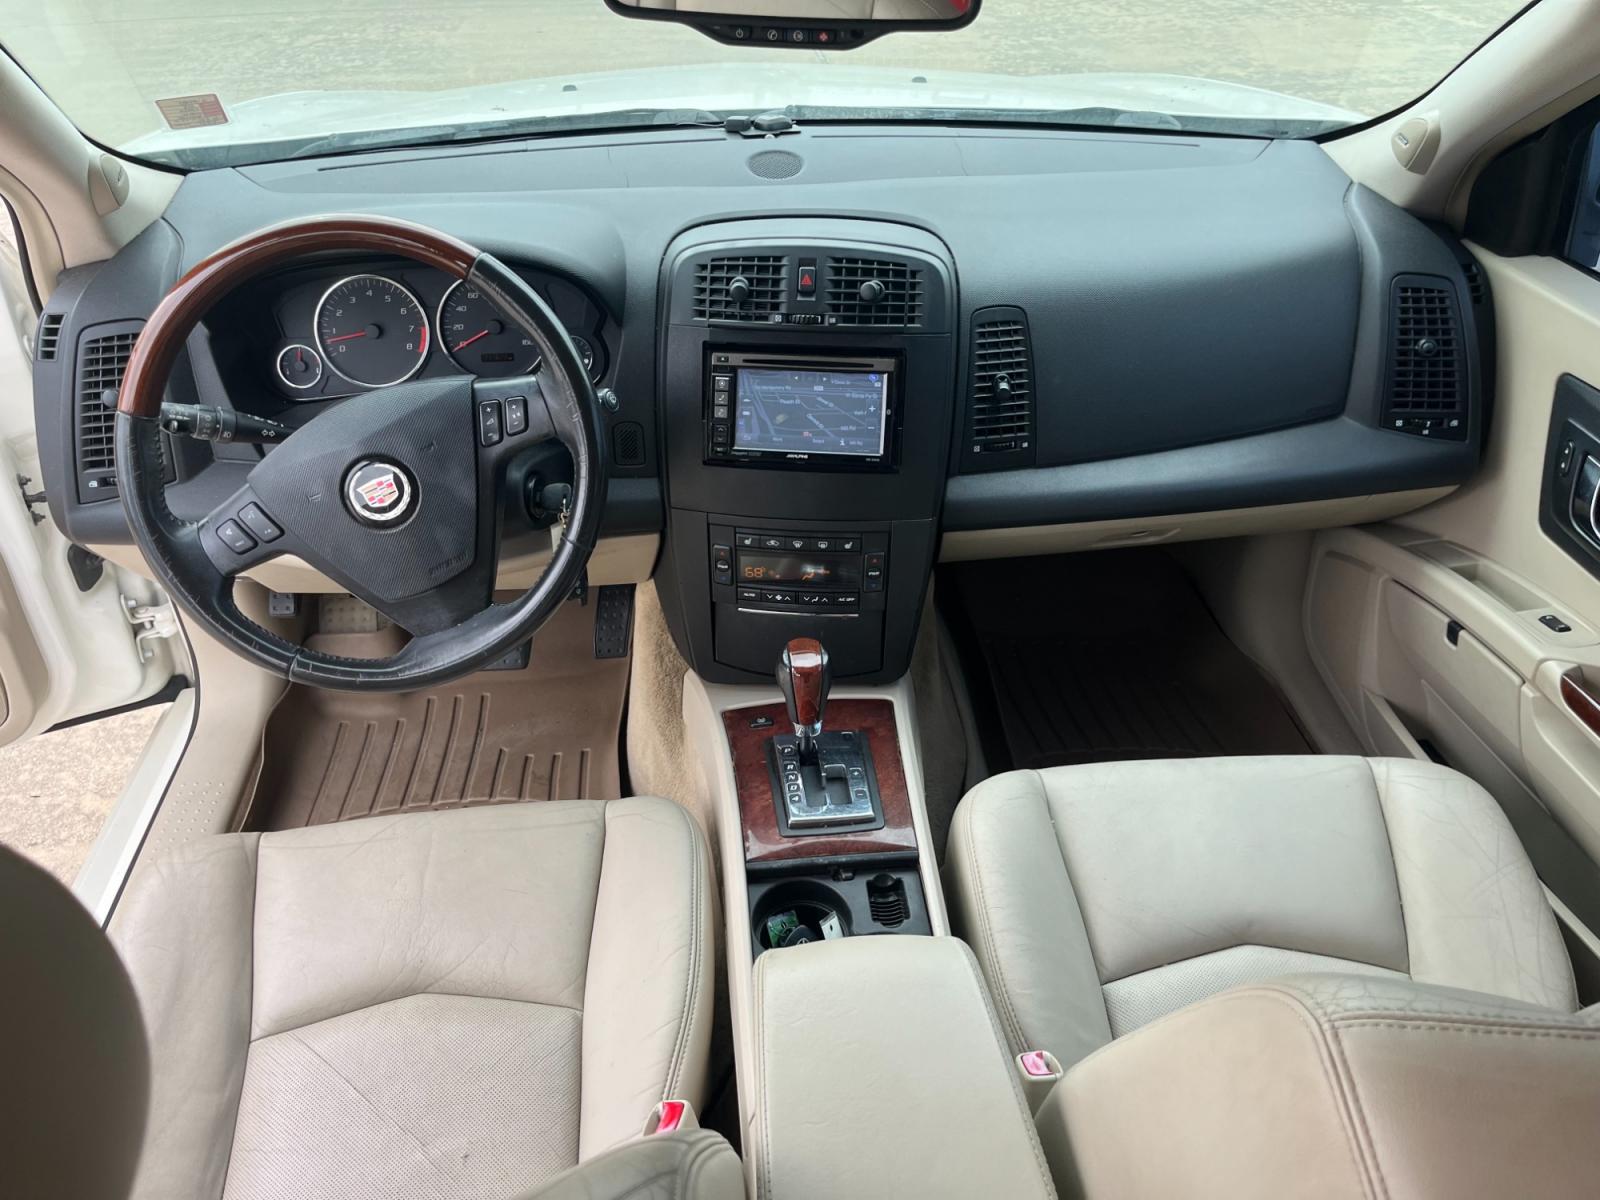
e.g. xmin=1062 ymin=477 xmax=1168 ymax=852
xmin=709 ymin=525 xmax=888 ymax=616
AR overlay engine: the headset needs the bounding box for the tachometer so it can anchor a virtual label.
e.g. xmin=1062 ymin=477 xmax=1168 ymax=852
xmin=437 ymin=281 xmax=539 ymax=377
xmin=314 ymin=274 xmax=429 ymax=387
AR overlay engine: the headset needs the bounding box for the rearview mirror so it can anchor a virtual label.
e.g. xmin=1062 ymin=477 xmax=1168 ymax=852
xmin=605 ymin=0 xmax=979 ymax=50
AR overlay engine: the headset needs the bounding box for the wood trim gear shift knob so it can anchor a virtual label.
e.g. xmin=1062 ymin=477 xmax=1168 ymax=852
xmin=777 ymin=637 xmax=830 ymax=744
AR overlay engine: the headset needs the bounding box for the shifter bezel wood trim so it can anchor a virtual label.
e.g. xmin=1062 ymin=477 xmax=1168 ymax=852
xmin=725 ymin=698 xmax=918 ymax=863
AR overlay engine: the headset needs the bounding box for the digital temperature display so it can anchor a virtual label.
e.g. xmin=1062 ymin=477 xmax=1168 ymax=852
xmin=737 ymin=553 xmax=862 ymax=588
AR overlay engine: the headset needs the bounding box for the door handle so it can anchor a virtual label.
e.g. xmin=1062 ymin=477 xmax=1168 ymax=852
xmin=1560 ymin=669 xmax=1600 ymax=740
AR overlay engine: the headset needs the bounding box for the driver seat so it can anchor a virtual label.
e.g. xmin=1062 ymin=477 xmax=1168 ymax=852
xmin=110 ymin=798 xmax=714 ymax=1200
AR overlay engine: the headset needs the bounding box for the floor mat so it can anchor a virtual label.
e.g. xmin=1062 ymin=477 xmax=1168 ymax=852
xmin=251 ymin=598 xmax=630 ymax=829
xmin=941 ymin=551 xmax=1312 ymax=770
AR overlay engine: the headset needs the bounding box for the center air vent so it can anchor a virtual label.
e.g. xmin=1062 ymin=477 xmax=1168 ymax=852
xmin=965 ymin=307 xmax=1034 ymax=468
xmin=1382 ymin=276 xmax=1467 ymax=440
xmin=825 ymin=258 xmax=923 ymax=327
xmin=73 ymin=322 xmax=142 ymax=502
xmin=693 ymin=255 xmax=787 ymax=322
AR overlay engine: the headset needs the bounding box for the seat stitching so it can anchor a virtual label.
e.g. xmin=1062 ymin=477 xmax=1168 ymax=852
xmin=681 ymin=1135 xmax=725 ymax=1200
xmin=1097 ymin=944 xmax=1404 ymax=988
xmin=1252 ymin=989 xmax=1387 ymax=1200
xmin=755 ymin=959 xmax=775 ymax=1200
xmin=957 ymin=943 xmax=1055 ymax=1197
xmin=272 ymin=1030 xmax=453 ymax=1197
xmin=959 ymin=784 xmax=1030 ymax=1051
xmin=1332 ymin=1020 xmax=1600 ymax=1039
xmin=578 ymin=802 xmax=608 ymax=1149
xmin=1312 ymin=994 xmax=1391 ymax=1200
xmin=246 ymin=992 xmax=582 ymax=1044
xmin=1365 ymin=758 xmax=1412 ymax=977
xmin=661 ymin=801 xmax=704 ymax=1103
xmin=218 ymin=836 xmax=261 ymax=1199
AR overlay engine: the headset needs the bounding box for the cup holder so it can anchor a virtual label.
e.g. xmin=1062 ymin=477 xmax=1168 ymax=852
xmin=752 ymin=878 xmax=852 ymax=950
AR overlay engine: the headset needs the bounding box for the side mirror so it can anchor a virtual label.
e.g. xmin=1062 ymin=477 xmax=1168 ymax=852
xmin=604 ymin=0 xmax=980 ymax=50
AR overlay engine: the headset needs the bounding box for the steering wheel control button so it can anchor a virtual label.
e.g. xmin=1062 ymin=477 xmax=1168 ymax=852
xmin=477 ymin=398 xmax=504 ymax=446
xmin=215 ymin=519 xmax=257 ymax=554
xmin=504 ymin=395 xmax=528 ymax=436
xmin=238 ymin=503 xmax=283 ymax=543
xmin=343 ymin=459 xmax=414 ymax=526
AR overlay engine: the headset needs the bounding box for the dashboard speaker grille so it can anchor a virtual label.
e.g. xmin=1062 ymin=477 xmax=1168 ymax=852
xmin=693 ymin=255 xmax=787 ymax=322
xmin=825 ymin=257 xmax=923 ymax=327
xmin=966 ymin=307 xmax=1034 ymax=466
xmin=1383 ymin=276 xmax=1467 ymax=440
xmin=36 ymin=312 xmax=63 ymax=361
xmin=612 ymin=421 xmax=646 ymax=468
xmin=747 ymin=149 xmax=804 ymax=180
xmin=73 ymin=323 xmax=141 ymax=502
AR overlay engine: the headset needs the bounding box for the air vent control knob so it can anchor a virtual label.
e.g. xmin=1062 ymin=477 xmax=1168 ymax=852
xmin=728 ymin=275 xmax=752 ymax=304
xmin=858 ymin=278 xmax=886 ymax=305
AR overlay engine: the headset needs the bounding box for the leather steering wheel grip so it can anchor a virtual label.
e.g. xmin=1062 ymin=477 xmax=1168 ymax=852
xmin=114 ymin=215 xmax=606 ymax=691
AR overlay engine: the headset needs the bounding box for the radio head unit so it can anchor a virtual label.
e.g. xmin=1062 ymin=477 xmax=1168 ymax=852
xmin=706 ymin=350 xmax=899 ymax=469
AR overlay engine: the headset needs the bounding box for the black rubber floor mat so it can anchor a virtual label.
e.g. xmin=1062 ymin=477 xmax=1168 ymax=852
xmin=942 ymin=551 xmax=1312 ymax=770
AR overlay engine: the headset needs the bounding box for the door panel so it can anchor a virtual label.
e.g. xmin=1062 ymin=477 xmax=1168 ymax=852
xmin=1305 ymin=247 xmax=1600 ymax=936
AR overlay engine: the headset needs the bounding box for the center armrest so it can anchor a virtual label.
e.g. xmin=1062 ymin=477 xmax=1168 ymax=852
xmin=751 ymin=937 xmax=1056 ymax=1199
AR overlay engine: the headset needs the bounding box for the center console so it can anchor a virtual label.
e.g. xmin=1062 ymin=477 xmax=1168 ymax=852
xmin=654 ymin=219 xmax=957 ymax=685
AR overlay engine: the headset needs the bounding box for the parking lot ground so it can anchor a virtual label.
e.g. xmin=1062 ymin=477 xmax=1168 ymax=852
xmin=0 ymin=706 xmax=168 ymax=885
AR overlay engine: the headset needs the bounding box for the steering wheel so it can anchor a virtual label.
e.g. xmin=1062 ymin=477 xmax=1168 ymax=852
xmin=114 ymin=215 xmax=604 ymax=691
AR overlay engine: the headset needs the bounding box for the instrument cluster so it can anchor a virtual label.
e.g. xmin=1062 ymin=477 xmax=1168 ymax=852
xmin=261 ymin=263 xmax=608 ymax=402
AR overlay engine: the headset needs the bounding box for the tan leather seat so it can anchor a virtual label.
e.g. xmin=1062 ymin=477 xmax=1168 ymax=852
xmin=947 ymin=756 xmax=1578 ymax=1069
xmin=112 ymin=799 xmax=715 ymax=1200
xmin=1039 ymin=972 xmax=1600 ymax=1199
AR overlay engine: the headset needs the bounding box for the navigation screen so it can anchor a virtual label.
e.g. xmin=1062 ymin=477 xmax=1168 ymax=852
xmin=732 ymin=367 xmax=889 ymax=458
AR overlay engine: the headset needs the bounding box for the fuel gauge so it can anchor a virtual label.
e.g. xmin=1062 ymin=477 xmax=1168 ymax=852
xmin=276 ymin=343 xmax=323 ymax=392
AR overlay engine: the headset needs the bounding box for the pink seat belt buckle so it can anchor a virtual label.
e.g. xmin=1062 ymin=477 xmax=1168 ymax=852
xmin=644 ymin=1098 xmax=698 ymax=1136
xmin=1016 ymin=1049 xmax=1063 ymax=1114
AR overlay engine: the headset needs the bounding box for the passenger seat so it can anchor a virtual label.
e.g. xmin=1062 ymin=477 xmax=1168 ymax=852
xmin=946 ymin=756 xmax=1578 ymax=1069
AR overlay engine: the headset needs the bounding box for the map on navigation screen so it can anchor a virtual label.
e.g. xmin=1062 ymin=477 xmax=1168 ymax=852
xmin=733 ymin=367 xmax=889 ymax=457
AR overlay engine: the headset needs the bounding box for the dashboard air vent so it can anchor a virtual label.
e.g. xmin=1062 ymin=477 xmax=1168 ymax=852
xmin=1462 ymin=259 xmax=1487 ymax=306
xmin=825 ymin=258 xmax=923 ymax=327
xmin=74 ymin=323 xmax=141 ymax=502
xmin=965 ymin=307 xmax=1034 ymax=465
xmin=36 ymin=313 xmax=63 ymax=361
xmin=1382 ymin=276 xmax=1467 ymax=440
xmin=693 ymin=255 xmax=787 ymax=322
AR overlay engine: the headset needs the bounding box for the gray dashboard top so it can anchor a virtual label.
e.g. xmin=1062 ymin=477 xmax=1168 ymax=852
xmin=39 ymin=123 xmax=1482 ymax=544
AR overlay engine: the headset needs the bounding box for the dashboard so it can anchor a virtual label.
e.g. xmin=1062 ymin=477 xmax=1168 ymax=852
xmin=32 ymin=123 xmax=1491 ymax=683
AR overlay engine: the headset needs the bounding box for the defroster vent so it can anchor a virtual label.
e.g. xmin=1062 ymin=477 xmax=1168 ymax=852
xmin=74 ymin=322 xmax=142 ymax=502
xmin=693 ymin=255 xmax=787 ymax=322
xmin=1383 ymin=276 xmax=1467 ymax=440
xmin=965 ymin=307 xmax=1034 ymax=466
xmin=826 ymin=257 xmax=923 ymax=327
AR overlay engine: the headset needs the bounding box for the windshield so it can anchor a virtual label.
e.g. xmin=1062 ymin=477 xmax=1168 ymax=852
xmin=1 ymin=0 xmax=1536 ymax=169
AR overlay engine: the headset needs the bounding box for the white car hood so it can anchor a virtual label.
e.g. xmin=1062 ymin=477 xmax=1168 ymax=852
xmin=127 ymin=62 xmax=1358 ymax=156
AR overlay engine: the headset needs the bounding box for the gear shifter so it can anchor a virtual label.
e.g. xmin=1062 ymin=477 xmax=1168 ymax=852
xmin=770 ymin=638 xmax=879 ymax=833
xmin=776 ymin=637 xmax=830 ymax=760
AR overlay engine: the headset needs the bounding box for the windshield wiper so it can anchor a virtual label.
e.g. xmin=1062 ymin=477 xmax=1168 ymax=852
xmin=279 ymin=107 xmax=734 ymax=162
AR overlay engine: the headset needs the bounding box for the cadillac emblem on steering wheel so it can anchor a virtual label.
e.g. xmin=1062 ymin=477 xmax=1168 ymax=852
xmin=344 ymin=459 xmax=414 ymax=526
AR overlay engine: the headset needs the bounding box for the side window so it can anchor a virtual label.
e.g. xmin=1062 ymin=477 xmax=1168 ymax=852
xmin=1566 ymin=125 xmax=1600 ymax=272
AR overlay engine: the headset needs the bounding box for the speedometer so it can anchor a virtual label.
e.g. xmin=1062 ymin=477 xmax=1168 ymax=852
xmin=314 ymin=274 xmax=429 ymax=387
xmin=437 ymin=281 xmax=539 ymax=377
